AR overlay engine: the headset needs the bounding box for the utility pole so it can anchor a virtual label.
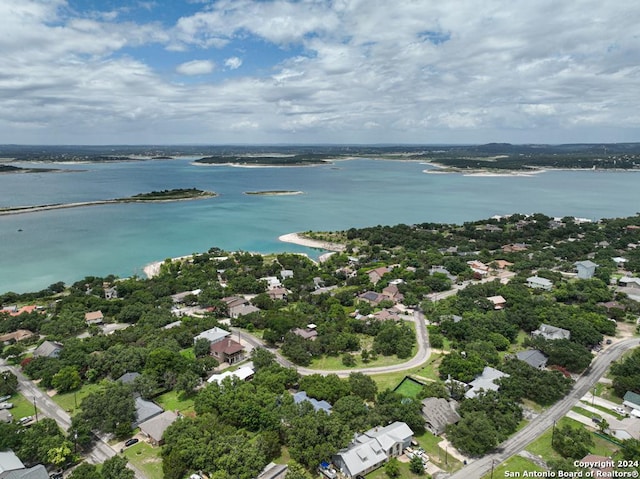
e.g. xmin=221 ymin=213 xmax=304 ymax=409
xmin=33 ymin=397 xmax=38 ymax=422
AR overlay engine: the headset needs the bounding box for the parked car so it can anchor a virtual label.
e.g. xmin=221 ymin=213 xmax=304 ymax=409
xmin=0 ymin=402 xmax=13 ymax=410
xmin=0 ymin=395 xmax=11 ymax=402
xmin=614 ymin=407 xmax=628 ymax=415
xmin=18 ymin=416 xmax=33 ymax=424
xmin=591 ymin=416 xmax=603 ymax=424
xmin=124 ymin=438 xmax=139 ymax=447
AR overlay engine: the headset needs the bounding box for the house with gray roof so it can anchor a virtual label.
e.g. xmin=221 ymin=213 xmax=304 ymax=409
xmin=0 ymin=453 xmax=47 ymax=479
xmin=0 ymin=451 xmax=24 ymax=476
xmin=32 ymin=340 xmax=63 ymax=358
xmin=532 ymin=323 xmax=571 ymax=341
xmin=465 ymin=367 xmax=509 ymax=399
xmin=293 ymin=391 xmax=332 ymax=413
xmin=333 ymin=422 xmax=413 ymax=478
xmin=516 ymin=349 xmax=548 ymax=369
xmin=194 ymin=326 xmax=230 ymax=345
xmin=575 ymin=260 xmax=598 ymax=279
xmin=619 ymin=277 xmax=640 ymax=289
xmin=139 ymin=410 xmax=178 ymax=446
xmin=117 ymin=372 xmax=141 ymax=384
xmin=421 ymin=397 xmax=461 ymax=435
xmin=255 ymin=463 xmax=288 ymax=479
xmin=527 ymin=276 xmax=553 ymax=291
xmin=0 ymin=409 xmax=13 ymax=423
xmin=623 ymin=391 xmax=640 ymax=413
xmin=133 ymin=396 xmax=163 ymax=427
xmin=230 ymin=304 xmax=261 ymax=318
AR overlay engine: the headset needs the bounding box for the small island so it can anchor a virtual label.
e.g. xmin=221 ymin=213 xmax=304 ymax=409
xmin=0 ymin=188 xmax=216 ymax=216
xmin=244 ymin=190 xmax=303 ymax=196
xmin=125 ymin=188 xmax=216 ymax=201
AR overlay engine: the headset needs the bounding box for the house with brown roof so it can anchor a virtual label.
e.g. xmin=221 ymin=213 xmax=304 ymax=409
xmin=358 ymin=291 xmax=385 ymax=306
xmin=367 ymin=267 xmax=390 ymax=285
xmin=381 ymin=284 xmax=404 ymax=303
xmin=293 ymin=327 xmax=318 ymax=340
xmin=84 ymin=310 xmax=104 ymax=325
xmin=267 ymin=287 xmax=289 ymax=301
xmin=0 ymin=330 xmax=34 ymax=344
xmin=210 ymin=338 xmax=245 ymax=365
xmin=371 ymin=309 xmax=401 ymax=321
xmin=487 ymin=295 xmax=506 ymax=310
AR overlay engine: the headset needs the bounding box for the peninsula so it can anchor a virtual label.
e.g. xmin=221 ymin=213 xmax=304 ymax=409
xmin=0 ymin=188 xmax=215 ymax=216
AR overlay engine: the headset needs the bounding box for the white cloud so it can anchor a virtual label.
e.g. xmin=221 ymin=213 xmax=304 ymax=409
xmin=224 ymin=56 xmax=242 ymax=70
xmin=1 ymin=0 xmax=640 ymax=144
xmin=176 ymin=59 xmax=215 ymax=75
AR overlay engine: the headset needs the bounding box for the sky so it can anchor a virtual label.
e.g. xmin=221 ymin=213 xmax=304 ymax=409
xmin=1 ymin=0 xmax=639 ymax=145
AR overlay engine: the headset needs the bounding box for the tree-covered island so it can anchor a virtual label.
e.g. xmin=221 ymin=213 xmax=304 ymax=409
xmin=2 ymin=212 xmax=640 ymax=478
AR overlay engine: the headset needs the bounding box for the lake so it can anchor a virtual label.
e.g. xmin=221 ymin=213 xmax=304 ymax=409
xmin=1 ymin=158 xmax=639 ymax=294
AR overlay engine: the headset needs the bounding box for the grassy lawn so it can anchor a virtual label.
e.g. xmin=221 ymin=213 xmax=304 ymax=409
xmin=6 ymin=392 xmax=40 ymax=420
xmin=481 ymin=455 xmax=543 ymax=479
xmin=364 ymin=461 xmax=424 ymax=479
xmin=579 ymin=400 xmax=625 ymax=420
xmin=179 ymin=348 xmax=196 ymax=360
xmin=155 ymin=390 xmax=195 ymax=415
xmin=394 ymin=377 xmax=425 ymax=398
xmin=123 ymin=441 xmax=163 ymax=479
xmin=412 ymin=431 xmax=463 ymax=474
xmin=50 ymin=382 xmax=106 ymax=414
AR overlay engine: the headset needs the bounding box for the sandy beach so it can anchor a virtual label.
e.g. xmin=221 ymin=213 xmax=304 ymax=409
xmin=278 ymin=232 xmax=346 ymax=252
xmin=143 ymin=255 xmax=195 ymax=278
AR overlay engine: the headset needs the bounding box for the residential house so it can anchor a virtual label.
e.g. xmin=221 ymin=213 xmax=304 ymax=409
xmin=162 ymin=320 xmax=183 ymax=330
xmin=487 ymin=295 xmax=506 ymax=310
xmin=280 ymin=269 xmax=294 ymax=280
xmin=267 ymin=287 xmax=289 ymax=301
xmin=210 ymin=338 xmax=245 ymax=365
xmin=465 ymin=366 xmax=509 ymax=399
xmin=84 ymin=310 xmax=104 ymax=325
xmin=230 ymin=304 xmax=261 ymax=318
xmin=532 ymin=323 xmax=571 ymax=341
xmin=0 ymin=451 xmax=48 ymax=479
xmin=612 ymin=257 xmax=628 ymax=269
xmin=357 ymin=291 xmax=385 ymax=306
xmin=575 ymin=260 xmax=598 ymax=279
xmin=0 ymin=330 xmax=34 ymax=344
xmin=292 ymin=327 xmax=318 ymax=340
xmin=104 ymin=286 xmax=118 ymax=300
xmin=293 ymin=391 xmax=332 ymax=413
xmin=194 ymin=327 xmax=231 ymax=345
xmin=619 ymin=277 xmax=640 ymax=289
xmin=33 ymin=340 xmax=63 ymax=358
xmin=467 ymin=260 xmax=490 ymax=277
xmin=133 ymin=396 xmax=164 ymax=427
xmin=526 ymin=276 xmax=553 ymax=291
xmin=502 ymin=243 xmax=528 ymax=253
xmin=381 ymin=284 xmax=404 ymax=303
xmin=371 ymin=309 xmax=401 ymax=322
xmin=493 ymin=260 xmax=513 ymax=270
xmin=260 ymin=276 xmax=282 ymax=289
xmin=207 ymin=362 xmax=255 ymax=384
xmin=117 ymin=372 xmax=141 ymax=385
xmin=255 ymin=463 xmax=288 ymax=479
xmin=515 ymin=349 xmax=548 ymax=369
xmin=221 ymin=296 xmax=259 ymax=318
xmin=367 ymin=267 xmax=391 ymax=285
xmin=421 ymin=397 xmax=461 ymax=435
xmin=139 ymin=410 xmax=178 ymax=446
xmin=170 ymin=290 xmax=201 ymax=304
xmin=333 ymin=422 xmax=413 ymax=479
xmin=623 ymin=391 xmax=640 ymax=414
xmin=430 ymin=266 xmax=457 ymax=282
xmin=1 ymin=305 xmax=38 ymax=317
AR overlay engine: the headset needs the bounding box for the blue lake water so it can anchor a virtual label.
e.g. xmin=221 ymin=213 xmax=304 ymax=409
xmin=1 ymin=158 xmax=639 ymax=293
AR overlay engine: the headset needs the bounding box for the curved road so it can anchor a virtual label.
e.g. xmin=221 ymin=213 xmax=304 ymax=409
xmin=448 ymin=337 xmax=640 ymax=479
xmin=234 ymin=308 xmax=431 ymax=377
xmin=0 ymin=359 xmax=147 ymax=479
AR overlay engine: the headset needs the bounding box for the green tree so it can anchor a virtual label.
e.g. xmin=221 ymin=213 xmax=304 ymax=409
xmin=552 ymin=424 xmax=594 ymax=459
xmin=0 ymin=370 xmax=18 ymax=396
xmin=102 ymin=456 xmax=134 ymax=479
xmin=285 ymin=461 xmax=313 ymax=479
xmin=348 ymin=372 xmax=378 ymax=401
xmin=409 ymin=454 xmax=425 ymax=474
xmin=69 ymin=463 xmax=102 ymax=479
xmin=51 ymin=366 xmax=82 ymax=393
xmin=385 ymin=457 xmax=401 ymax=477
xmin=78 ymin=382 xmax=135 ymax=436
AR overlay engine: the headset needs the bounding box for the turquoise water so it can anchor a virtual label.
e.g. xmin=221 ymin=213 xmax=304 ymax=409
xmin=1 ymin=158 xmax=639 ymax=293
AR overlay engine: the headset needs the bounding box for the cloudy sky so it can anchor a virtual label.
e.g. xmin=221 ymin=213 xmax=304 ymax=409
xmin=1 ymin=0 xmax=639 ymax=145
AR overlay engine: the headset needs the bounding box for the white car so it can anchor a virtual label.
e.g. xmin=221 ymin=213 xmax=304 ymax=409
xmin=0 ymin=402 xmax=14 ymax=410
xmin=614 ymin=407 xmax=627 ymax=415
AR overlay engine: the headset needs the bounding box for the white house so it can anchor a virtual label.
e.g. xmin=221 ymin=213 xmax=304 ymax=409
xmin=333 ymin=422 xmax=414 ymax=479
xmin=527 ymin=276 xmax=553 ymax=291
xmin=575 ymin=260 xmax=598 ymax=279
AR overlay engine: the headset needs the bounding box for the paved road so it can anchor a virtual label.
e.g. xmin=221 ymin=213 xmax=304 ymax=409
xmin=447 ymin=337 xmax=640 ymax=479
xmin=233 ymin=308 xmax=431 ymax=377
xmin=0 ymin=359 xmax=147 ymax=479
